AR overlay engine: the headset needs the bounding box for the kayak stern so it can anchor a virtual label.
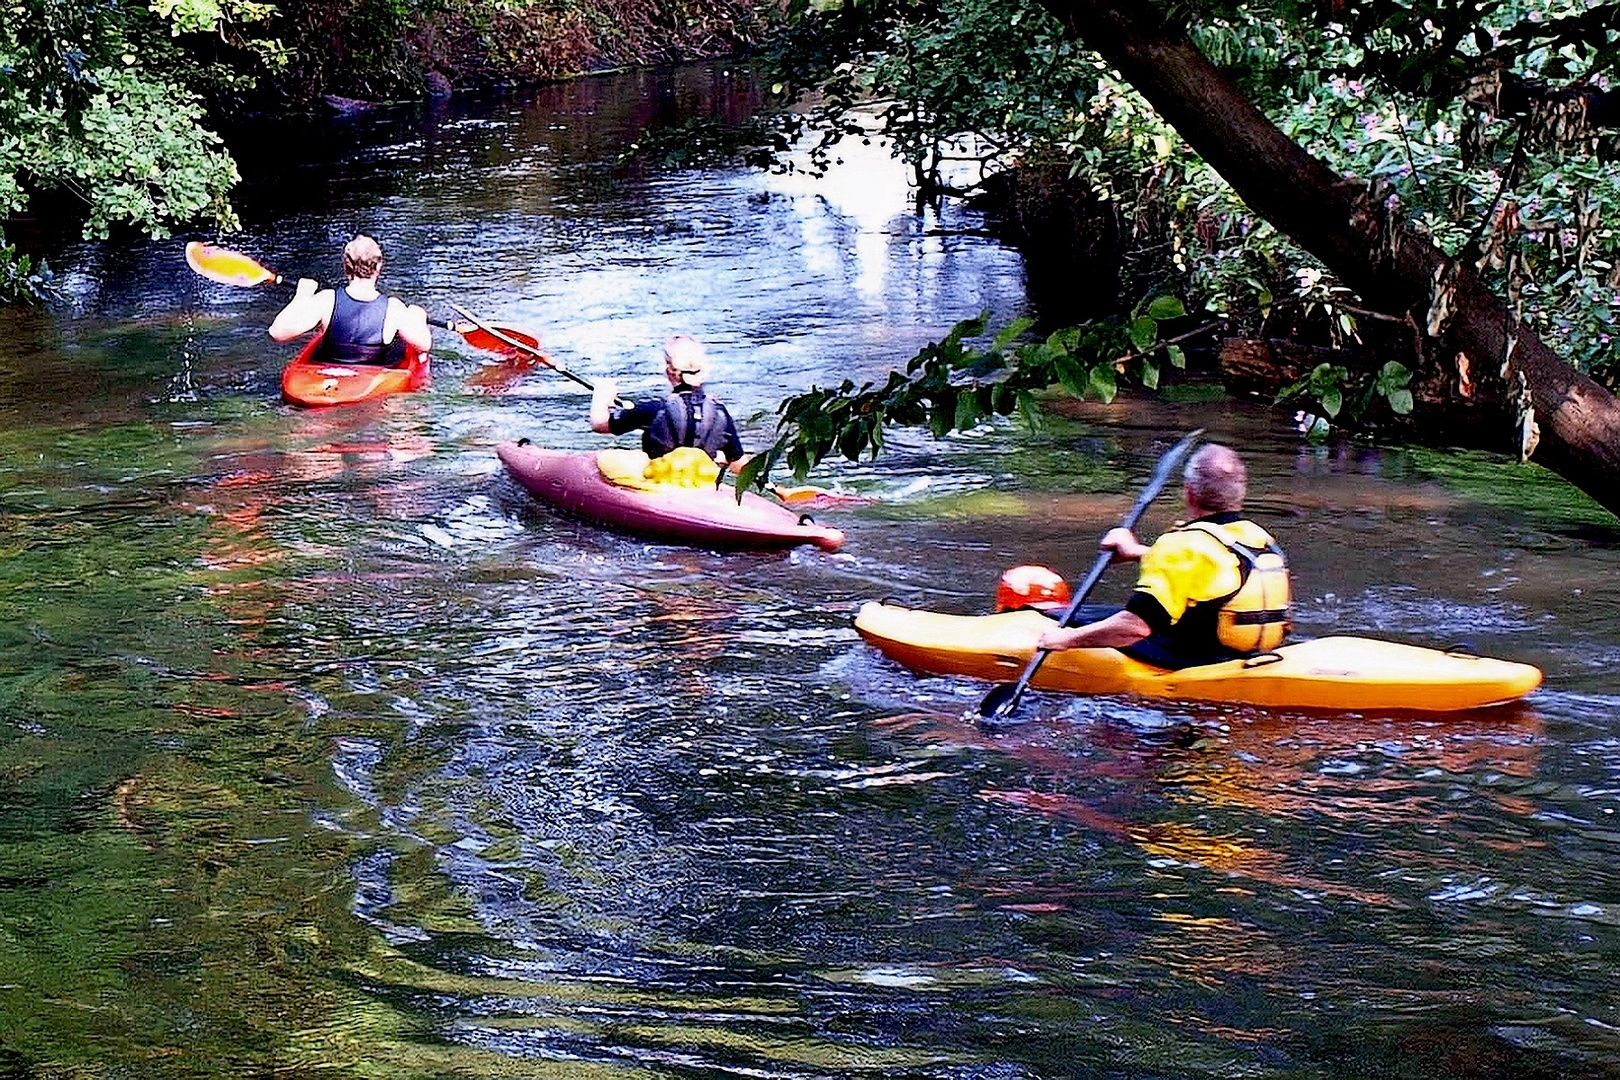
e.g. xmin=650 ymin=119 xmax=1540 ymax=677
xmin=281 ymin=334 xmax=431 ymax=408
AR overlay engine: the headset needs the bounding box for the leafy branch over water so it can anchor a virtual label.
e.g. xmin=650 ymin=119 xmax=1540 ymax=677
xmin=739 ymin=298 xmax=1192 ymax=492
xmin=741 ymin=292 xmax=1430 ymax=494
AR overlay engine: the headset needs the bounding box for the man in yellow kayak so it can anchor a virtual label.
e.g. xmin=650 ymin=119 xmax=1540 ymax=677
xmin=1036 ymin=443 xmax=1292 ymax=669
xmin=589 ymin=335 xmax=746 ymax=471
xmin=268 ymin=234 xmax=433 ymax=364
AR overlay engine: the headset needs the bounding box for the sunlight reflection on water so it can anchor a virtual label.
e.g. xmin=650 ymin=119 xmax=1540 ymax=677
xmin=5 ymin=61 xmax=1620 ymax=1080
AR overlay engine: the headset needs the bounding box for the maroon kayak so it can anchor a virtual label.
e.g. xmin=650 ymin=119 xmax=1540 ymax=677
xmin=497 ymin=441 xmax=846 ymax=553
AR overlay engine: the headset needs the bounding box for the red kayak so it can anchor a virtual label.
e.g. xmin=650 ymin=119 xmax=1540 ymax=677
xmin=281 ymin=334 xmax=430 ymax=408
xmin=497 ymin=440 xmax=846 ymax=552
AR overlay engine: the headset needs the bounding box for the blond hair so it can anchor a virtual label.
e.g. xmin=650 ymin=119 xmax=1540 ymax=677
xmin=662 ymin=334 xmax=709 ymax=386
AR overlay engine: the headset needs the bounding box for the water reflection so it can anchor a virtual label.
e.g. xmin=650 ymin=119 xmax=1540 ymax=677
xmin=2 ymin=60 xmax=1620 ymax=1080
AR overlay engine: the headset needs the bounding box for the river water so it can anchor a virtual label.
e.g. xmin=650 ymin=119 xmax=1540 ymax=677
xmin=2 ymin=63 xmax=1619 ymax=1079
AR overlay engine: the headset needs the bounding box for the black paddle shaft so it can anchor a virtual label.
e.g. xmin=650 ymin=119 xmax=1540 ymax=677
xmin=978 ymin=428 xmax=1206 ymax=722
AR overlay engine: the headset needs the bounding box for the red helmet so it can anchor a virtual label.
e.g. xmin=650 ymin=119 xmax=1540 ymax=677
xmin=995 ymin=565 xmax=1072 ymax=613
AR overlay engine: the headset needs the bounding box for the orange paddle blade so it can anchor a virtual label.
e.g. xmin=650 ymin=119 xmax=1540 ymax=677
xmin=185 ymin=242 xmax=279 ymax=287
xmin=774 ymin=485 xmax=875 ymax=509
xmin=459 ymin=325 xmax=542 ymax=356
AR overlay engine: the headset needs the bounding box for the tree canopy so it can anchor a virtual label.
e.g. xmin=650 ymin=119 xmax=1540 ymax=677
xmin=0 ymin=0 xmax=763 ymax=300
xmin=748 ymin=0 xmax=1620 ymax=516
xmin=0 ymin=0 xmax=279 ymax=297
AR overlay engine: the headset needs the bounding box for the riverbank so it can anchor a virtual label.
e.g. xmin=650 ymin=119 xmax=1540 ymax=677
xmin=270 ymin=0 xmax=770 ymax=108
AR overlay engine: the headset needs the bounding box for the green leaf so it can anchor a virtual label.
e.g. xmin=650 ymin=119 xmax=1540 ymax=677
xmin=788 ymin=445 xmax=810 ymax=479
xmin=734 ymin=451 xmax=771 ymax=502
xmin=1141 ymin=359 xmax=1159 ymax=390
xmin=954 ymin=391 xmax=982 ymax=431
xmin=991 ymin=381 xmax=1016 ymax=414
xmin=1376 ymin=360 xmax=1411 ymax=392
xmin=1321 ymin=385 xmax=1343 ymax=418
xmin=1387 ymin=388 xmax=1414 ymax=415
xmin=1167 ymin=344 xmax=1186 ymax=369
xmin=991 ymin=316 xmax=1035 ymax=351
xmin=1129 ymin=316 xmax=1157 ymax=352
xmin=1147 ymin=294 xmax=1185 ymax=321
xmin=1016 ymin=390 xmax=1042 ymax=432
xmin=1054 ymin=355 xmax=1088 ymax=395
xmin=1088 ymin=363 xmax=1117 ymax=403
xmin=837 ymin=419 xmax=868 ymax=461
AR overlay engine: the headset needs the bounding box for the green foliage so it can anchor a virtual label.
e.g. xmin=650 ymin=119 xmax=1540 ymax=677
xmin=0 ymin=0 xmax=258 ymax=299
xmin=0 ymin=244 xmax=55 ymax=303
xmin=1372 ymin=360 xmax=1415 ymax=416
xmin=2 ymin=66 xmax=241 ymax=239
xmin=742 ymin=299 xmax=1189 ymax=489
xmin=1275 ymin=358 xmax=1414 ymax=431
xmin=1277 ymin=362 xmax=1351 ymax=420
xmin=763 ymin=0 xmax=1620 ymax=454
xmin=153 ymin=0 xmax=281 ymax=40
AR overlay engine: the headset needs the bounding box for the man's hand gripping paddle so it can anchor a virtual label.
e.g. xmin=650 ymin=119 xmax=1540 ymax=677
xmin=976 ymin=428 xmax=1206 ymax=725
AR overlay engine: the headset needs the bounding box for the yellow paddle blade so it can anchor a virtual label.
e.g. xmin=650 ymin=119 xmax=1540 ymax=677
xmin=773 ymin=485 xmax=821 ymax=506
xmin=773 ymin=485 xmax=875 ymax=508
xmin=185 ymin=242 xmax=278 ymax=287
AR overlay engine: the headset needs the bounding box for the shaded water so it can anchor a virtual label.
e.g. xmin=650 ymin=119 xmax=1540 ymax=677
xmin=2 ymin=63 xmax=1620 ymax=1079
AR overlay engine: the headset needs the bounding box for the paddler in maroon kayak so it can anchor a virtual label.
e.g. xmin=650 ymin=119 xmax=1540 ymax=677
xmin=589 ymin=335 xmax=747 ymax=471
xmin=1034 ymin=444 xmax=1293 ymax=669
xmin=268 ymin=234 xmax=433 ymax=365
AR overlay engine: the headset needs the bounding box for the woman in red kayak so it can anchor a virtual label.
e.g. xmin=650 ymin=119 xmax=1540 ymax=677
xmin=268 ymin=234 xmax=433 ymax=365
xmin=589 ymin=335 xmax=746 ymax=471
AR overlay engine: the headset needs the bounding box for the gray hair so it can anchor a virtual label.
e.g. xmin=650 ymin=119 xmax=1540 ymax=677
xmin=1184 ymin=443 xmax=1247 ymax=512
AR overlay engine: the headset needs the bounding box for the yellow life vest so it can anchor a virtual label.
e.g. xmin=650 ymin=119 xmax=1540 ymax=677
xmin=597 ymin=446 xmax=721 ymax=491
xmin=1176 ymin=520 xmax=1292 ymax=652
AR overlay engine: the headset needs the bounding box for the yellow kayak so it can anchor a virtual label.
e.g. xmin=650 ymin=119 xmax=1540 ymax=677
xmin=853 ymin=601 xmax=1543 ymax=713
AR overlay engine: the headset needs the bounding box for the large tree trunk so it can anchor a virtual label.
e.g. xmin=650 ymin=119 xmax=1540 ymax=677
xmin=1035 ymin=0 xmax=1620 ymax=518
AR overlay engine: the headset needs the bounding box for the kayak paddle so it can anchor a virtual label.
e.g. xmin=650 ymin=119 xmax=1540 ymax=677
xmin=977 ymin=427 xmax=1206 ymax=724
xmin=448 ymin=301 xmax=616 ymax=399
xmin=451 ymin=300 xmax=856 ymax=507
xmin=183 ymin=241 xmax=539 ymax=356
